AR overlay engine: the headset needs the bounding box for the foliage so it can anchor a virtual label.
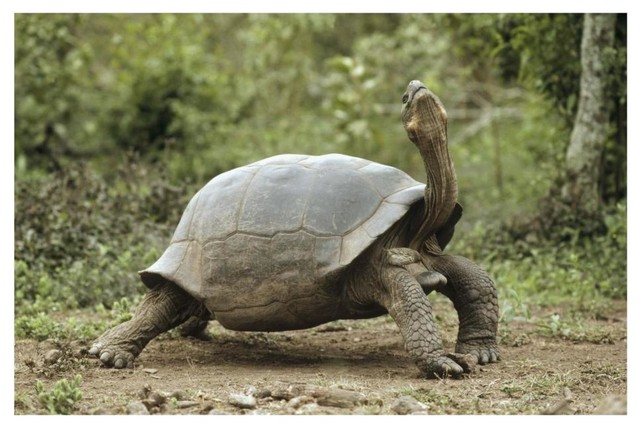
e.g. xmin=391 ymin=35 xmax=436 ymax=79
xmin=15 ymin=298 xmax=137 ymax=341
xmin=498 ymin=14 xmax=584 ymax=125
xmin=14 ymin=15 xmax=91 ymax=171
xmin=35 ymin=375 xmax=83 ymax=415
xmin=496 ymin=13 xmax=627 ymax=202
xmin=449 ymin=199 xmax=626 ymax=323
xmin=535 ymin=313 xmax=611 ymax=343
xmin=15 ymin=313 xmax=64 ymax=342
xmin=14 ymin=160 xmax=186 ymax=312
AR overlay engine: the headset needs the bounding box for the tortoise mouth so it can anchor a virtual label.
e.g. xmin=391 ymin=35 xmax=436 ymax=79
xmin=413 ymin=87 xmax=447 ymax=123
xmin=402 ymin=85 xmax=436 ymax=123
xmin=411 ymin=86 xmax=430 ymax=105
xmin=414 ymin=85 xmax=428 ymax=95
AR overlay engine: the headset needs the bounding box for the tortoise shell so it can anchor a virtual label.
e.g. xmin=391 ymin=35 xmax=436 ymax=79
xmin=140 ymin=154 xmax=425 ymax=325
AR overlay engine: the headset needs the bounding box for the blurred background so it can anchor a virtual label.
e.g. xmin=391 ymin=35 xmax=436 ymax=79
xmin=14 ymin=14 xmax=626 ymax=341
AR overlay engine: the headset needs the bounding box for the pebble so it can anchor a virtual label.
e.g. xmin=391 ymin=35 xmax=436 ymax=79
xmin=175 ymin=400 xmax=199 ymax=409
xmin=390 ymin=396 xmax=428 ymax=415
xmin=256 ymin=388 xmax=272 ymax=399
xmin=142 ymin=391 xmax=168 ymax=409
xmin=287 ymin=395 xmax=315 ymax=409
xmin=229 ymin=393 xmax=257 ymax=409
xmin=270 ymin=382 xmax=366 ymax=409
xmin=315 ymin=388 xmax=367 ymax=409
xmin=150 ymin=391 xmax=168 ymax=405
xmin=127 ymin=401 xmax=150 ymax=415
xmin=138 ymin=384 xmax=152 ymax=399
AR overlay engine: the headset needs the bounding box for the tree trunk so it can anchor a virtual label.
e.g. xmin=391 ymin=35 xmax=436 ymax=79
xmin=561 ymin=13 xmax=616 ymax=215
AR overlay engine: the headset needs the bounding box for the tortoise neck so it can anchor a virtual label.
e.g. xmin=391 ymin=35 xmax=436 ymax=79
xmin=406 ymin=105 xmax=458 ymax=244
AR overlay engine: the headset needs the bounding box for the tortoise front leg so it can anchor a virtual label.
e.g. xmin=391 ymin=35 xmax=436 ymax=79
xmin=427 ymin=254 xmax=500 ymax=364
xmin=89 ymin=281 xmax=208 ymax=368
xmin=379 ymin=257 xmax=470 ymax=378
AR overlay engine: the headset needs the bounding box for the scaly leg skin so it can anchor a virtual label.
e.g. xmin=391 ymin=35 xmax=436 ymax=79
xmin=429 ymin=254 xmax=500 ymax=364
xmin=89 ymin=281 xmax=207 ymax=368
xmin=380 ymin=264 xmax=470 ymax=379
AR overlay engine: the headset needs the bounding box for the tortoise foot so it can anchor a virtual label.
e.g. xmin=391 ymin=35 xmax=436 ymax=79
xmin=456 ymin=339 xmax=500 ymax=365
xmin=420 ymin=355 xmax=468 ymax=379
xmin=89 ymin=321 xmax=144 ymax=369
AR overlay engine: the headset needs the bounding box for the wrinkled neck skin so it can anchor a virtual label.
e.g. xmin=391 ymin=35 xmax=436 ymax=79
xmin=403 ymin=92 xmax=458 ymax=251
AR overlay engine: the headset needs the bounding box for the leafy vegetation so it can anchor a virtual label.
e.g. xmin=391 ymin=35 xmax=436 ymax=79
xmin=14 ymin=13 xmax=625 ymax=346
xmin=35 ymin=375 xmax=83 ymax=415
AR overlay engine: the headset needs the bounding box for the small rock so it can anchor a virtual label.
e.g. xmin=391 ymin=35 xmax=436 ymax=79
xmin=175 ymin=400 xmax=199 ymax=409
xmin=208 ymin=409 xmax=227 ymax=415
xmin=543 ymin=399 xmax=573 ymax=415
xmin=287 ymin=395 xmax=315 ymax=409
xmin=142 ymin=368 xmax=159 ymax=374
xmin=391 ymin=396 xmax=428 ymax=415
xmin=244 ymin=385 xmax=258 ymax=396
xmin=43 ymin=349 xmax=62 ymax=365
xmin=140 ymin=399 xmax=155 ymax=410
xmin=255 ymin=388 xmax=272 ymax=399
xmin=315 ymin=388 xmax=367 ymax=409
xmin=141 ymin=391 xmax=167 ymax=409
xmin=269 ymin=382 xmax=366 ymax=409
xmin=150 ymin=391 xmax=168 ymax=405
xmin=229 ymin=393 xmax=257 ymax=409
xmin=138 ymin=384 xmax=152 ymax=400
xmin=127 ymin=401 xmax=150 ymax=415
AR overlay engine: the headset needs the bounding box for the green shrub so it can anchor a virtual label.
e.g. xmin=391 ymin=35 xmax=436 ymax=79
xmin=36 ymin=375 xmax=83 ymax=415
xmin=15 ymin=161 xmax=186 ymax=314
xmin=15 ymin=313 xmax=64 ymax=342
xmin=449 ymin=199 xmax=626 ymax=318
xmin=15 ymin=297 xmax=137 ymax=342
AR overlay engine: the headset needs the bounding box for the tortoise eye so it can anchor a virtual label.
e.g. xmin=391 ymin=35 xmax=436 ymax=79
xmin=402 ymin=94 xmax=409 ymax=104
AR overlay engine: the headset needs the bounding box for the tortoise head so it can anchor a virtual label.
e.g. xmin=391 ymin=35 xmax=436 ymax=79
xmin=401 ymin=80 xmax=448 ymax=144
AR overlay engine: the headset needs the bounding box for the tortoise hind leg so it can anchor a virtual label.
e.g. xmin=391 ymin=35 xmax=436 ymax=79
xmin=427 ymin=254 xmax=500 ymax=364
xmin=89 ymin=281 xmax=208 ymax=368
xmin=179 ymin=314 xmax=212 ymax=341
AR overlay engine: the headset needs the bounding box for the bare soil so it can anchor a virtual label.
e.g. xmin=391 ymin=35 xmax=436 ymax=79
xmin=14 ymin=298 xmax=627 ymax=415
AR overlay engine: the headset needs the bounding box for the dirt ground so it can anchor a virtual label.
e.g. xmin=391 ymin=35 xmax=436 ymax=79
xmin=14 ymin=297 xmax=627 ymax=415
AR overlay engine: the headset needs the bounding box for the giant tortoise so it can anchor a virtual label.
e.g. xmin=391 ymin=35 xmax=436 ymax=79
xmin=89 ymin=80 xmax=499 ymax=378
